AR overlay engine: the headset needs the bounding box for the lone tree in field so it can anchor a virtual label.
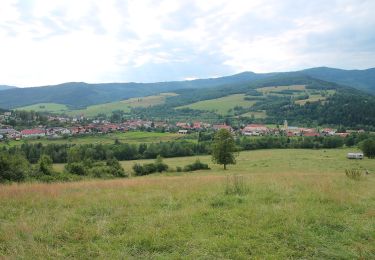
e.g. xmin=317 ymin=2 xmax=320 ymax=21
xmin=211 ymin=129 xmax=238 ymax=170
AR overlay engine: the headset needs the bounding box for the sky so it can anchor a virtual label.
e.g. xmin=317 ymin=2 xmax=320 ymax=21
xmin=0 ymin=0 xmax=374 ymax=87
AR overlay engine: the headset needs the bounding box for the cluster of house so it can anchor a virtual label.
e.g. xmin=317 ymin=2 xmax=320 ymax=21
xmin=0 ymin=119 xmax=173 ymax=140
xmin=240 ymin=124 xmax=335 ymax=137
xmin=240 ymin=121 xmax=363 ymax=137
xmin=0 ymin=116 xmax=366 ymax=141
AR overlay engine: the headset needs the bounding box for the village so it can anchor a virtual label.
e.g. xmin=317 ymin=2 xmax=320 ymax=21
xmin=0 ymin=110 xmax=362 ymax=141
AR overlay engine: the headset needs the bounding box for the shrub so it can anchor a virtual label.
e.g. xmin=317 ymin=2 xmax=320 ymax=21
xmin=38 ymin=154 xmax=54 ymax=176
xmin=65 ymin=162 xmax=87 ymax=176
xmin=133 ymin=163 xmax=145 ymax=176
xmin=154 ymin=155 xmax=169 ymax=172
xmin=0 ymin=152 xmax=30 ymax=182
xmin=360 ymin=138 xmax=375 ymax=158
xmin=106 ymin=158 xmax=127 ymax=177
xmin=132 ymin=156 xmax=169 ymax=176
xmin=225 ymin=175 xmax=248 ymax=195
xmin=183 ymin=159 xmax=210 ymax=172
xmin=345 ymin=169 xmax=362 ymax=180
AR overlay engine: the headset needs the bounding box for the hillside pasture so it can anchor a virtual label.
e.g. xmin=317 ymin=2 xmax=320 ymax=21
xmin=2 ymin=149 xmax=375 ymax=258
xmin=295 ymin=90 xmax=336 ymax=105
xmin=239 ymin=110 xmax=267 ymax=119
xmin=256 ymin=84 xmax=306 ymax=94
xmin=68 ymin=93 xmax=177 ymax=117
xmin=17 ymin=103 xmax=69 ymax=113
xmin=176 ymin=94 xmax=257 ymax=115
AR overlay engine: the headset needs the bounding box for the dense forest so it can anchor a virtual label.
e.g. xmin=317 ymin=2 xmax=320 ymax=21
xmin=2 ymin=132 xmax=372 ymax=165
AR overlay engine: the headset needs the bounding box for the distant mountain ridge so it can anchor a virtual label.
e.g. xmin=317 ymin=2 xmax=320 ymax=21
xmin=0 ymin=85 xmax=16 ymax=91
xmin=0 ymin=67 xmax=373 ymax=109
xmin=298 ymin=67 xmax=375 ymax=94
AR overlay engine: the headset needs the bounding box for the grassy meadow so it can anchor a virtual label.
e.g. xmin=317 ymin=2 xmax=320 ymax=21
xmin=17 ymin=93 xmax=177 ymax=117
xmin=256 ymin=84 xmax=307 ymax=94
xmin=0 ymin=131 xmax=182 ymax=147
xmin=16 ymin=103 xmax=70 ymax=113
xmin=177 ymin=94 xmax=257 ymax=115
xmin=67 ymin=93 xmax=177 ymax=117
xmin=239 ymin=110 xmax=267 ymax=119
xmin=2 ymin=148 xmax=375 ymax=258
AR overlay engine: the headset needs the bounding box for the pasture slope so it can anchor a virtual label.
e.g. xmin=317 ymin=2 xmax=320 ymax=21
xmin=177 ymin=94 xmax=257 ymax=115
xmin=17 ymin=93 xmax=177 ymax=117
xmin=1 ymin=149 xmax=374 ymax=258
xmin=67 ymin=93 xmax=177 ymax=117
xmin=177 ymin=85 xmax=335 ymax=117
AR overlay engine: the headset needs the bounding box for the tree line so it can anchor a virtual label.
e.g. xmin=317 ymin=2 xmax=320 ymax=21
xmin=2 ymin=132 xmax=372 ymax=165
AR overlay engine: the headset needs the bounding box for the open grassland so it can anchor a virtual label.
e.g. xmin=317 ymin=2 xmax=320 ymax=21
xmin=68 ymin=93 xmax=177 ymax=117
xmin=16 ymin=103 xmax=69 ymax=113
xmin=177 ymin=94 xmax=256 ymax=115
xmin=295 ymin=90 xmax=336 ymax=105
xmin=256 ymin=84 xmax=306 ymax=93
xmin=1 ymin=131 xmax=182 ymax=147
xmin=8 ymin=149 xmax=372 ymax=258
xmin=239 ymin=110 xmax=267 ymax=119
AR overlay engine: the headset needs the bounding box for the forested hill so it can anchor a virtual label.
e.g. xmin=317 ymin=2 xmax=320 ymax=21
xmin=0 ymin=73 xmax=269 ymax=109
xmin=0 ymin=67 xmax=373 ymax=109
xmin=299 ymin=67 xmax=375 ymax=94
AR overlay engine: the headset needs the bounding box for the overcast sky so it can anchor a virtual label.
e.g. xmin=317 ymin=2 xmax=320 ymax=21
xmin=1 ymin=0 xmax=374 ymax=87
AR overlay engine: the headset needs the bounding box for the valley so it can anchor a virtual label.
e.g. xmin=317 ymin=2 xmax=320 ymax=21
xmin=1 ymin=2 xmax=375 ymax=259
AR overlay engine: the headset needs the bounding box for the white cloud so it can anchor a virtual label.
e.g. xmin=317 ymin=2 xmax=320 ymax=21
xmin=0 ymin=0 xmax=374 ymax=86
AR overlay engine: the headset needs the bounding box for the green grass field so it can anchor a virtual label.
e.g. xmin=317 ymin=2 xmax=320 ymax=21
xmin=3 ymin=148 xmax=374 ymax=258
xmin=240 ymin=110 xmax=267 ymax=119
xmin=256 ymin=84 xmax=307 ymax=94
xmin=68 ymin=93 xmax=177 ymax=117
xmin=177 ymin=94 xmax=256 ymax=115
xmin=17 ymin=103 xmax=69 ymax=113
xmin=17 ymin=93 xmax=177 ymax=117
xmin=0 ymin=131 xmax=182 ymax=147
xmin=295 ymin=90 xmax=336 ymax=105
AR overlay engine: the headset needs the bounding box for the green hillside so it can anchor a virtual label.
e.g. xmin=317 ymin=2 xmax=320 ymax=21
xmin=68 ymin=93 xmax=177 ymax=117
xmin=17 ymin=103 xmax=69 ymax=113
xmin=176 ymin=85 xmax=335 ymax=117
xmin=1 ymin=67 xmax=374 ymax=109
xmin=177 ymin=94 xmax=256 ymax=115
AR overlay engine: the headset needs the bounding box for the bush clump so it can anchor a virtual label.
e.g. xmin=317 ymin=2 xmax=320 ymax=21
xmin=65 ymin=158 xmax=127 ymax=178
xmin=133 ymin=156 xmax=169 ymax=176
xmin=360 ymin=138 xmax=375 ymax=158
xmin=183 ymin=159 xmax=210 ymax=172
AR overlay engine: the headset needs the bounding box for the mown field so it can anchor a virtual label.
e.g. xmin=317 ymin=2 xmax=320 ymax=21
xmin=16 ymin=103 xmax=70 ymax=113
xmin=0 ymin=131 xmax=182 ymax=147
xmin=239 ymin=110 xmax=267 ymax=119
xmin=2 ymin=149 xmax=374 ymax=258
xmin=177 ymin=94 xmax=257 ymax=115
xmin=17 ymin=93 xmax=177 ymax=117
xmin=68 ymin=93 xmax=177 ymax=117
